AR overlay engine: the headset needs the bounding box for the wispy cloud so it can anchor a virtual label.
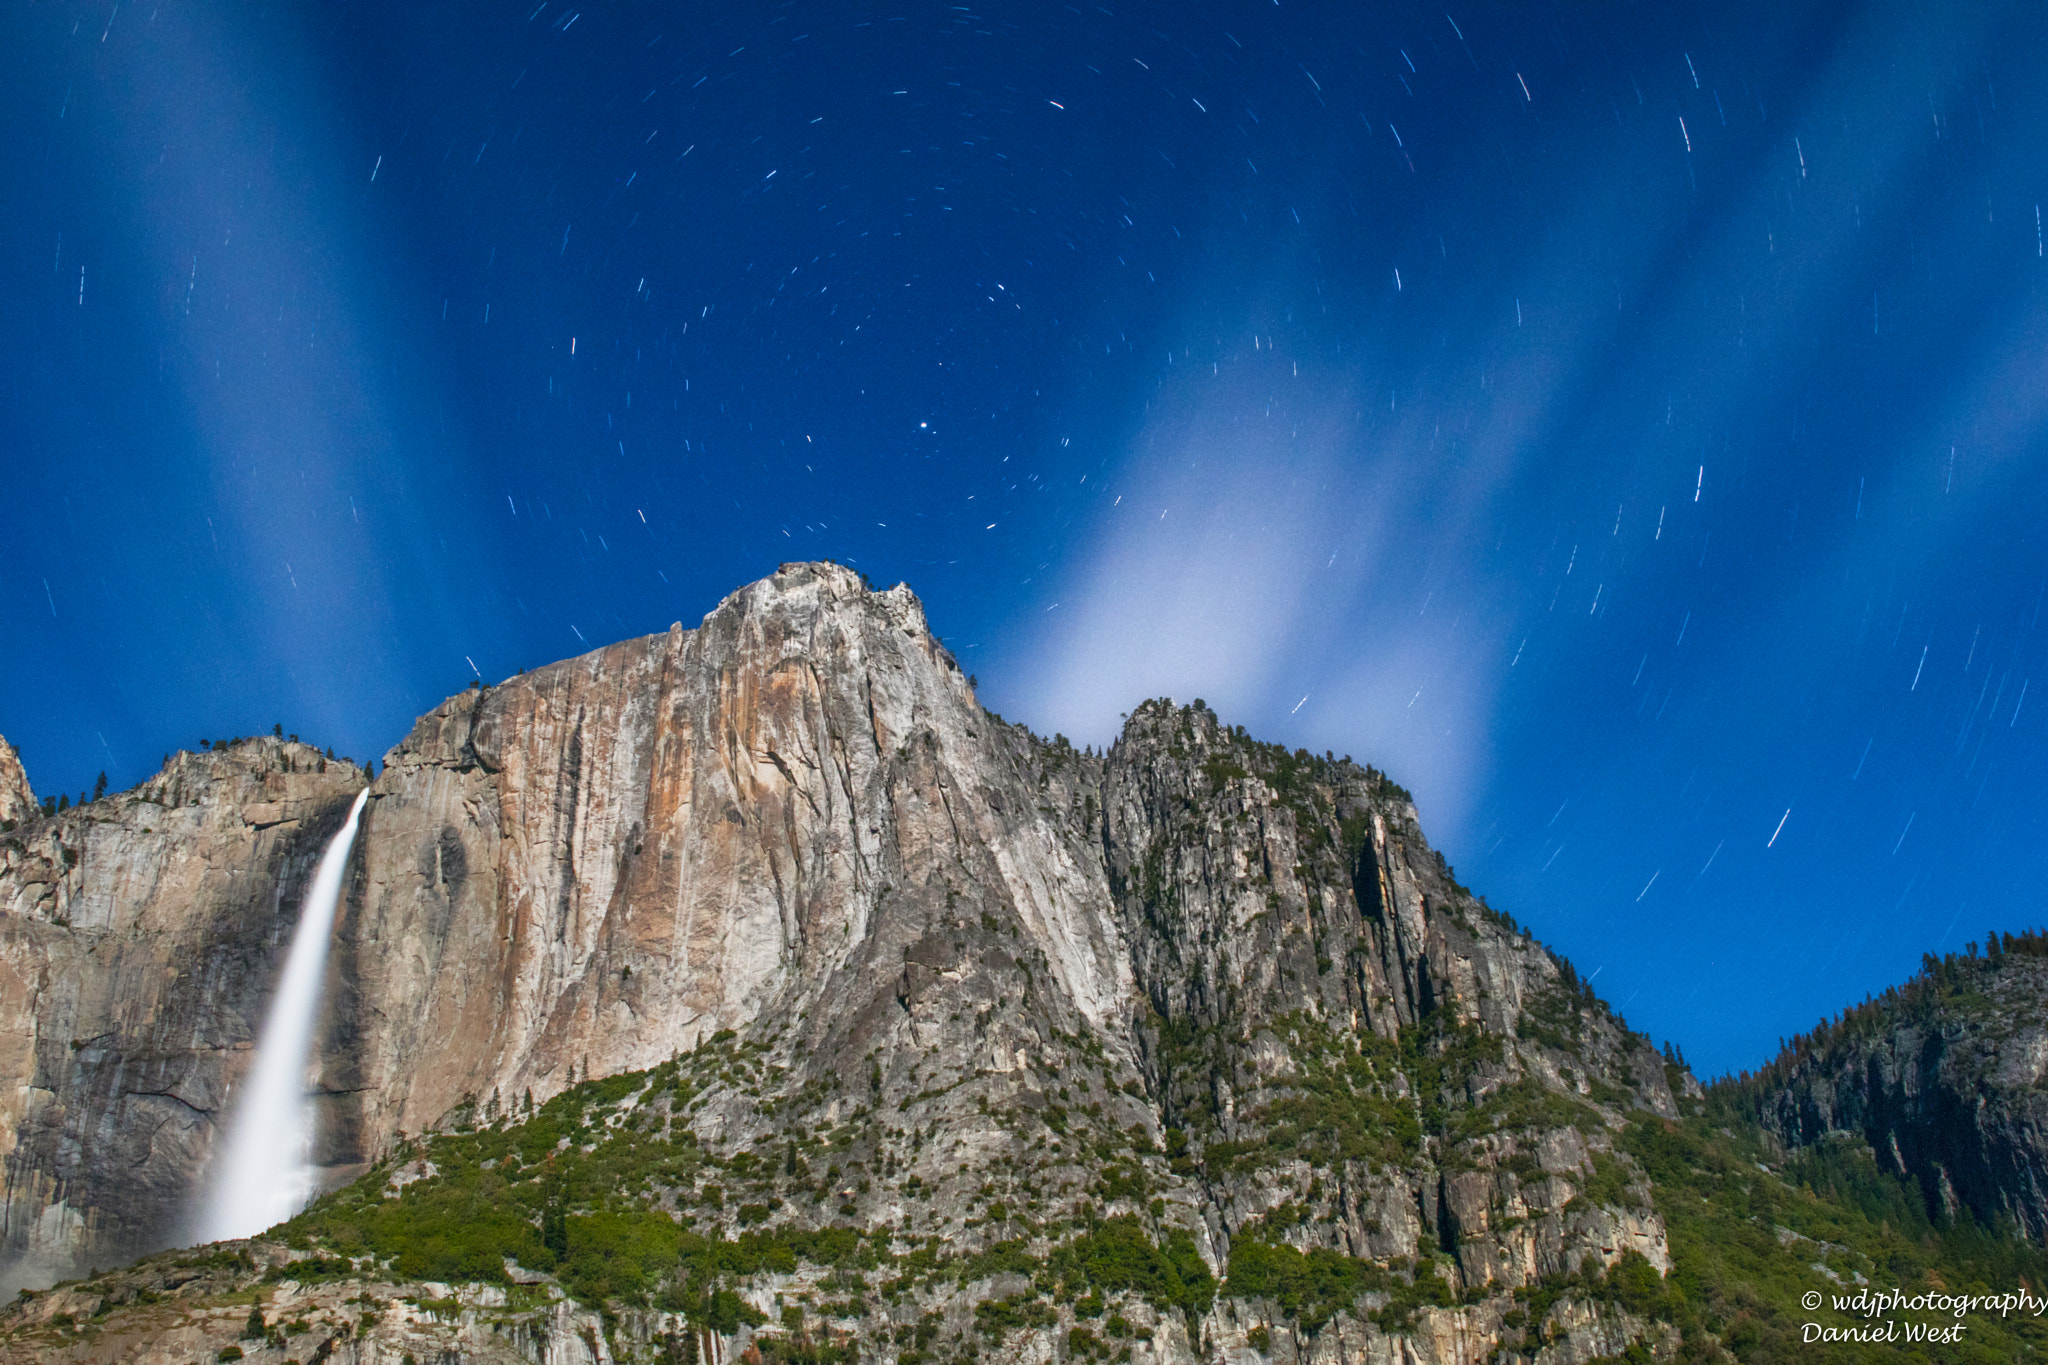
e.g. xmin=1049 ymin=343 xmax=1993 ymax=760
xmin=996 ymin=346 xmax=1517 ymax=833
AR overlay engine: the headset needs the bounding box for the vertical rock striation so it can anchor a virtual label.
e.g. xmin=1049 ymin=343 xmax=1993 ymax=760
xmin=327 ymin=562 xmax=1125 ymax=1159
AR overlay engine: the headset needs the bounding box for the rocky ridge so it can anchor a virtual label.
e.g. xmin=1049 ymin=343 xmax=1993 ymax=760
xmin=0 ymin=563 xmax=1742 ymax=1364
xmin=1727 ymin=936 xmax=2048 ymax=1241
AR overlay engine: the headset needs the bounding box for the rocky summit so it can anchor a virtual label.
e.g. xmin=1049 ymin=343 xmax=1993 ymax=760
xmin=3 ymin=563 xmax=2046 ymax=1365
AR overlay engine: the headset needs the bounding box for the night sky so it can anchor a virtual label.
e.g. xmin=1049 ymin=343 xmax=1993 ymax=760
xmin=7 ymin=1 xmax=2048 ymax=1077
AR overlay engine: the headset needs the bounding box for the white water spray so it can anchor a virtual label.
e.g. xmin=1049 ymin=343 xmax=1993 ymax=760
xmin=200 ymin=787 xmax=368 ymax=1242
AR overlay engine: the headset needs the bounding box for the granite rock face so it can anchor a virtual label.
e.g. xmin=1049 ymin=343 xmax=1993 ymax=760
xmin=1746 ymin=950 xmax=2048 ymax=1240
xmin=0 ymin=738 xmax=34 ymax=827
xmin=0 ymin=742 xmax=367 ymax=1291
xmin=0 ymin=563 xmax=1693 ymax=1363
xmin=1099 ymin=701 xmax=1683 ymax=1297
xmin=325 ymin=561 xmax=1123 ymax=1163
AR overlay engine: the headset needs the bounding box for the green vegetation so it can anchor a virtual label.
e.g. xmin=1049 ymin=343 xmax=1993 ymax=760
xmin=1515 ymin=982 xmax=1590 ymax=1055
xmin=274 ymin=1038 xmax=1217 ymax=1350
xmin=1447 ymin=1078 xmax=1600 ymax=1150
xmin=283 ymin=1047 xmax=747 ymax=1318
xmin=283 ymin=1060 xmax=716 ymax=1301
xmin=1204 ymin=1014 xmax=1422 ymax=1174
xmin=1623 ymin=1109 xmax=2048 ymax=1362
xmin=1222 ymin=1234 xmax=1390 ymax=1333
xmin=200 ymin=1006 xmax=2048 ymax=1365
xmin=1047 ymin=1217 xmax=1215 ymax=1318
xmin=1400 ymin=1017 xmax=1502 ymax=1138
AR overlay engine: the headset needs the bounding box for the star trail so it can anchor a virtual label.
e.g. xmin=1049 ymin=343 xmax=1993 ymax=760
xmin=5 ymin=1 xmax=2048 ymax=1074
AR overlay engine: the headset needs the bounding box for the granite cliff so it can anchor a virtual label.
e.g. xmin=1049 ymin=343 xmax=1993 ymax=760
xmin=4 ymin=563 xmax=2041 ymax=1365
xmin=0 ymin=738 xmax=33 ymax=828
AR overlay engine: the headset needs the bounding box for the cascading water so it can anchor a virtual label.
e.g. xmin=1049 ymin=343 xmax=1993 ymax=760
xmin=199 ymin=787 xmax=369 ymax=1242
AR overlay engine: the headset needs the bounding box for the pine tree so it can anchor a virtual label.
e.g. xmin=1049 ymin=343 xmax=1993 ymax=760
xmin=542 ymin=1192 xmax=568 ymax=1259
xmin=92 ymin=772 xmax=106 ymax=802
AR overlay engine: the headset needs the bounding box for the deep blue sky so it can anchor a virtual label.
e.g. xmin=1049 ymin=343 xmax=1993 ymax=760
xmin=6 ymin=0 xmax=2048 ymax=1076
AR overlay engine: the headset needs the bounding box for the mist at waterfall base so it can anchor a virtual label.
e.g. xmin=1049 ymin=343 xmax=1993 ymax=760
xmin=198 ymin=789 xmax=369 ymax=1244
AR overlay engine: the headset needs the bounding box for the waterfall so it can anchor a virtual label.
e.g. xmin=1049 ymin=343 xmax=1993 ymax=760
xmin=200 ymin=787 xmax=369 ymax=1242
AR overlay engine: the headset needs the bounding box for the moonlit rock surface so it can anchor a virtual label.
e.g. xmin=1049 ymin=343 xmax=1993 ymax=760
xmin=0 ymin=737 xmax=33 ymax=827
xmin=0 ymin=565 xmax=1712 ymax=1364
xmin=199 ymin=787 xmax=367 ymax=1242
xmin=0 ymin=564 xmax=1687 ymax=1345
xmin=0 ymin=739 xmax=368 ymax=1293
